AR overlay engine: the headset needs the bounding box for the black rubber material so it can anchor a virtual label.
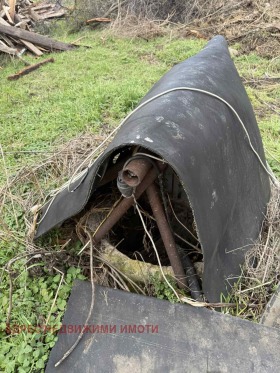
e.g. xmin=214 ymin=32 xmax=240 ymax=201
xmin=179 ymin=247 xmax=203 ymax=301
xmin=35 ymin=36 xmax=270 ymax=302
xmin=46 ymin=281 xmax=280 ymax=372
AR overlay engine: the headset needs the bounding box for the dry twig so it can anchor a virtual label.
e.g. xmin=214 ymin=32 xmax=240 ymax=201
xmin=55 ymin=229 xmax=95 ymax=367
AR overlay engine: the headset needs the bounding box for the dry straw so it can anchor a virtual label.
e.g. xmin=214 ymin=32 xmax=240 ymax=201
xmin=71 ymin=0 xmax=280 ymax=57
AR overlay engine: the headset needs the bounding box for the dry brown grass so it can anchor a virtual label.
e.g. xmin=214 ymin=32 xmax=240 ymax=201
xmin=246 ymin=184 xmax=280 ymax=285
xmin=108 ymin=14 xmax=168 ymax=40
xmin=72 ymin=0 xmax=280 ymax=57
xmin=0 ymin=132 xmax=107 ymax=268
xmin=224 ymin=182 xmax=280 ymax=320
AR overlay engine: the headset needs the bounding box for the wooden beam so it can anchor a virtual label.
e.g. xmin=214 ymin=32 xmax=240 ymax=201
xmin=32 ymin=4 xmax=53 ymax=11
xmin=7 ymin=57 xmax=54 ymax=80
xmin=0 ymin=33 xmax=14 ymax=47
xmin=0 ymin=16 xmax=42 ymax=56
xmin=29 ymin=8 xmax=41 ymax=22
xmin=3 ymin=6 xmax=14 ymax=24
xmin=0 ymin=24 xmax=76 ymax=51
xmin=39 ymin=9 xmax=66 ymax=20
xmin=0 ymin=16 xmax=10 ymax=26
xmin=9 ymin=0 xmax=16 ymax=22
xmin=0 ymin=40 xmax=17 ymax=54
xmin=86 ymin=17 xmax=112 ymax=24
xmin=20 ymin=39 xmax=43 ymax=56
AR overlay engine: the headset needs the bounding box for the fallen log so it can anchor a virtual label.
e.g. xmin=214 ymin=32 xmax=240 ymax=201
xmin=7 ymin=57 xmax=54 ymax=80
xmin=0 ymin=16 xmax=43 ymax=56
xmin=100 ymin=241 xmax=174 ymax=284
xmin=0 ymin=23 xmax=75 ymax=51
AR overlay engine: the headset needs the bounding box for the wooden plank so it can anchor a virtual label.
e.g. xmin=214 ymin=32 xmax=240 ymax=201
xmin=0 ymin=39 xmax=30 ymax=65
xmin=86 ymin=17 xmax=112 ymax=24
xmin=39 ymin=9 xmax=66 ymax=20
xmin=0 ymin=40 xmax=17 ymax=54
xmin=32 ymin=4 xmax=54 ymax=11
xmin=7 ymin=57 xmax=54 ymax=80
xmin=0 ymin=33 xmax=15 ymax=47
xmin=19 ymin=10 xmax=30 ymax=15
xmin=0 ymin=23 xmax=76 ymax=51
xmin=36 ymin=46 xmax=48 ymax=52
xmin=15 ymin=21 xmax=28 ymax=28
xmin=0 ymin=16 xmax=12 ymax=26
xmin=9 ymin=0 xmax=16 ymax=22
xmin=8 ymin=35 xmax=20 ymax=44
xmin=0 ymin=16 xmax=42 ymax=55
xmin=20 ymin=39 xmax=43 ymax=56
xmin=3 ymin=6 xmax=14 ymax=24
xmin=29 ymin=8 xmax=41 ymax=22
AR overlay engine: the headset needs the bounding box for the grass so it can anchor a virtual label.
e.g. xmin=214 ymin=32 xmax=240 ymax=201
xmin=0 ymin=24 xmax=279 ymax=372
xmin=0 ymin=31 xmax=205 ymax=172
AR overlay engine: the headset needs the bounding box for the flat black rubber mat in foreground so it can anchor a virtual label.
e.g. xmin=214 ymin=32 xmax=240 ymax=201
xmin=46 ymin=281 xmax=280 ymax=373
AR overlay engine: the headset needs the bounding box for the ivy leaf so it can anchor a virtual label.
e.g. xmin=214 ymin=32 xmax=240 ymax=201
xmin=36 ymin=359 xmax=45 ymax=369
xmin=24 ymin=345 xmax=33 ymax=353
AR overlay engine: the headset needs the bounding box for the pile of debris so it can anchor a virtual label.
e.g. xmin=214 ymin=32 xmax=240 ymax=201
xmin=0 ymin=0 xmax=69 ymax=57
xmin=0 ymin=0 xmax=66 ymax=28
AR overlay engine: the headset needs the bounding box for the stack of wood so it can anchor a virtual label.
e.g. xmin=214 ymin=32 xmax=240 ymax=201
xmin=18 ymin=0 xmax=66 ymax=24
xmin=0 ymin=0 xmax=71 ymax=57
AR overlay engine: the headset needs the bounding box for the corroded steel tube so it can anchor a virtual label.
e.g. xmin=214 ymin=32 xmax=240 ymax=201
xmin=121 ymin=158 xmax=152 ymax=187
xmin=146 ymin=183 xmax=187 ymax=289
xmin=93 ymin=162 xmax=165 ymax=243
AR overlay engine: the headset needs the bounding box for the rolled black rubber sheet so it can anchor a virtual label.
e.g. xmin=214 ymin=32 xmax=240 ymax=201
xmin=36 ymin=36 xmax=270 ymax=302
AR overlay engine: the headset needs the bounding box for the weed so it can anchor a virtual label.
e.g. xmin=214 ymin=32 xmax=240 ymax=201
xmin=0 ymin=266 xmax=85 ymax=372
xmin=150 ymin=273 xmax=181 ymax=303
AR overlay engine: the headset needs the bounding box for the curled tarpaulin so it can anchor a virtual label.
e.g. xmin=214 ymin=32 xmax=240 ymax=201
xmin=35 ymin=36 xmax=270 ymax=302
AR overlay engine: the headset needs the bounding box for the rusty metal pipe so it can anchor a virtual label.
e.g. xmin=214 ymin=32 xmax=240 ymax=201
xmin=121 ymin=158 xmax=152 ymax=187
xmin=146 ymin=183 xmax=187 ymax=289
xmin=93 ymin=162 xmax=166 ymax=244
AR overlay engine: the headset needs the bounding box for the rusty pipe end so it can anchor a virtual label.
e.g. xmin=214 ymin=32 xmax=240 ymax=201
xmin=121 ymin=169 xmax=140 ymax=187
xmin=122 ymin=158 xmax=152 ymax=187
